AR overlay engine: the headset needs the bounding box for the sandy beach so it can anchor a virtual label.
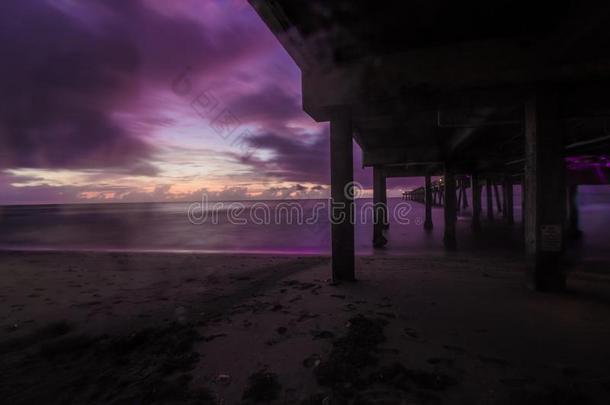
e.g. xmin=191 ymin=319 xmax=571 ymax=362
xmin=1 ymin=251 xmax=610 ymax=404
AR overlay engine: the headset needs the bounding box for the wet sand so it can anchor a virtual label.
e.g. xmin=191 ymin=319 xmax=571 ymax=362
xmin=1 ymin=251 xmax=610 ymax=404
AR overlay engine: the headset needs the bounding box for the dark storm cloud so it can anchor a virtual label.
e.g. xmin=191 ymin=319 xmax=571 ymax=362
xmin=0 ymin=0 xmax=155 ymax=173
xmin=97 ymin=0 xmax=270 ymax=81
xmin=0 ymin=0 xmax=348 ymax=203
xmin=243 ymin=131 xmax=329 ymax=183
xmin=0 ymin=0 xmax=272 ymax=175
xmin=239 ymin=129 xmax=385 ymax=191
xmin=227 ymin=84 xmax=303 ymax=128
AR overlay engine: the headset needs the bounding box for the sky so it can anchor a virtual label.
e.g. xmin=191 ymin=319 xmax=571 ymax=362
xmin=0 ymin=0 xmax=416 ymax=205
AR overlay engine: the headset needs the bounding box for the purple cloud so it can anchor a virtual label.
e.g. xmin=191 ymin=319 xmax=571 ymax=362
xmin=0 ymin=0 xmax=156 ymax=174
xmin=1 ymin=0 xmax=421 ymax=204
xmin=0 ymin=0 xmax=275 ymax=176
xmin=225 ymin=84 xmax=304 ymax=129
xmin=242 ymin=131 xmax=329 ymax=183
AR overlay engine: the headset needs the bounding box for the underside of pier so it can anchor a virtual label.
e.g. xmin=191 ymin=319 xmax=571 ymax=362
xmin=250 ymin=0 xmax=610 ymax=290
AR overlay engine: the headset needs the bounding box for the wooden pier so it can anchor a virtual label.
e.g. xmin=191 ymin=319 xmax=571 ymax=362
xmin=251 ymin=0 xmax=610 ymax=290
xmin=402 ymin=175 xmax=507 ymax=227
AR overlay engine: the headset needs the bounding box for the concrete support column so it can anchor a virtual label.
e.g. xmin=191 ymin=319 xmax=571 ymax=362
xmin=493 ymin=183 xmax=503 ymax=213
xmin=524 ymin=93 xmax=567 ymax=291
xmin=424 ymin=174 xmax=433 ymax=230
xmin=457 ymin=180 xmax=463 ymax=211
xmin=504 ymin=175 xmax=514 ymax=225
xmin=521 ymin=175 xmax=525 ymax=223
xmin=566 ymin=185 xmax=582 ymax=239
xmin=502 ymin=182 xmax=508 ymax=220
xmin=373 ymin=166 xmax=388 ymax=248
xmin=486 ymin=178 xmax=494 ymax=221
xmin=462 ymin=179 xmax=469 ymax=209
xmin=330 ymin=110 xmax=355 ymax=281
xmin=381 ymin=172 xmax=389 ymax=229
xmin=443 ymin=164 xmax=457 ymax=250
xmin=521 ymin=176 xmax=526 ymax=242
xmin=472 ymin=173 xmax=482 ymax=231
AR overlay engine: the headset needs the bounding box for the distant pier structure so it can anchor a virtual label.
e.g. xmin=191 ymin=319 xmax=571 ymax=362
xmin=402 ymin=175 xmax=505 ymax=228
xmin=250 ymin=1 xmax=610 ymax=290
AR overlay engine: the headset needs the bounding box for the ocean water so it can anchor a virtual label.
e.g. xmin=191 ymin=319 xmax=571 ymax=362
xmin=0 ymin=190 xmax=609 ymax=259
